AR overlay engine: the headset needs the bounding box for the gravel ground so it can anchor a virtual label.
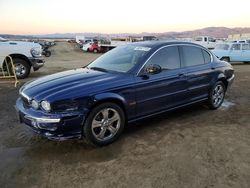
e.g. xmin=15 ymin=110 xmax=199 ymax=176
xmin=0 ymin=42 xmax=249 ymax=188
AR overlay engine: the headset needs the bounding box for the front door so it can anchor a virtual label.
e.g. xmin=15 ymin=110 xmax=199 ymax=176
xmin=135 ymin=46 xmax=188 ymax=117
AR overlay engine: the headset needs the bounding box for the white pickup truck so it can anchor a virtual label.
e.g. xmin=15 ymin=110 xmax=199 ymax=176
xmin=193 ymin=36 xmax=217 ymax=49
xmin=0 ymin=37 xmax=44 ymax=79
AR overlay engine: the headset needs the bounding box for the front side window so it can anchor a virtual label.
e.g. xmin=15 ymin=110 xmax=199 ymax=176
xmin=202 ymin=50 xmax=211 ymax=63
xmin=181 ymin=46 xmax=205 ymax=67
xmin=146 ymin=46 xmax=181 ymax=70
xmin=231 ymin=44 xmax=241 ymax=50
xmin=208 ymin=37 xmax=216 ymax=42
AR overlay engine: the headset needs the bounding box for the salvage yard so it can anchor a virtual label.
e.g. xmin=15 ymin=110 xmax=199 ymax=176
xmin=0 ymin=42 xmax=250 ymax=188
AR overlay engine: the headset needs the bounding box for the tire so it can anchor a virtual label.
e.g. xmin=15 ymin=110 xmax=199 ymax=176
xmin=207 ymin=81 xmax=226 ymax=109
xmin=221 ymin=57 xmax=230 ymax=62
xmin=44 ymin=51 xmax=51 ymax=57
xmin=12 ymin=58 xmax=31 ymax=79
xmin=83 ymin=103 xmax=125 ymax=146
xmin=93 ymin=49 xmax=98 ymax=53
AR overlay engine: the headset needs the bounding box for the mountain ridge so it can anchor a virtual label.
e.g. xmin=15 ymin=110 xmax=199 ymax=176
xmin=1 ymin=27 xmax=250 ymax=39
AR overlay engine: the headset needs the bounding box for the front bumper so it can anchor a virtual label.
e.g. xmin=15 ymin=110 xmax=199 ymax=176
xmin=28 ymin=57 xmax=45 ymax=71
xmin=15 ymin=98 xmax=87 ymax=140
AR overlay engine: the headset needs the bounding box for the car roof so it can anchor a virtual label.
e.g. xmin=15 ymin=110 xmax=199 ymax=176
xmin=129 ymin=40 xmax=204 ymax=49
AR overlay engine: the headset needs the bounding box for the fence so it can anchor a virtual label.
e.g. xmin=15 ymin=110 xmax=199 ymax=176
xmin=0 ymin=56 xmax=19 ymax=87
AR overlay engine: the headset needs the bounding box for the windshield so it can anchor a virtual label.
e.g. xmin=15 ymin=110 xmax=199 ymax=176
xmin=88 ymin=45 xmax=151 ymax=73
xmin=215 ymin=44 xmax=230 ymax=50
xmin=0 ymin=37 xmax=7 ymax=41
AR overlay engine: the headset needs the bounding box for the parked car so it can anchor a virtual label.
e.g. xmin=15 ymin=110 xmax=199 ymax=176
xmin=16 ymin=41 xmax=234 ymax=146
xmin=0 ymin=37 xmax=44 ymax=79
xmin=212 ymin=43 xmax=250 ymax=63
xmin=193 ymin=36 xmax=217 ymax=49
xmin=82 ymin=41 xmax=101 ymax=53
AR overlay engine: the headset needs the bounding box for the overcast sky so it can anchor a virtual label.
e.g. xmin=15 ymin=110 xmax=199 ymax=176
xmin=1 ymin=0 xmax=250 ymax=34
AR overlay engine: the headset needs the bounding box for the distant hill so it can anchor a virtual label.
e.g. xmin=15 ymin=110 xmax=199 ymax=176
xmin=1 ymin=27 xmax=250 ymax=39
xmin=160 ymin=27 xmax=250 ymax=38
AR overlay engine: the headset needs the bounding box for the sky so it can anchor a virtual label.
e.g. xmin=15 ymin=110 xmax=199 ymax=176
xmin=1 ymin=0 xmax=250 ymax=35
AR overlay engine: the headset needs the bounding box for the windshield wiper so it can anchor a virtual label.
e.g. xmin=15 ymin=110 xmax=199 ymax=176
xmin=88 ymin=67 xmax=108 ymax=72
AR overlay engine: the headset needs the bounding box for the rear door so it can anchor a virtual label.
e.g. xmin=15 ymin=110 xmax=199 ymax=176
xmin=180 ymin=45 xmax=213 ymax=101
xmin=229 ymin=43 xmax=242 ymax=61
xmin=135 ymin=46 xmax=188 ymax=117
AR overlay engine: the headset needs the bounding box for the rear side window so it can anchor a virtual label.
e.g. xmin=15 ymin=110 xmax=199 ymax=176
xmin=202 ymin=50 xmax=211 ymax=63
xmin=146 ymin=46 xmax=181 ymax=70
xmin=181 ymin=46 xmax=205 ymax=67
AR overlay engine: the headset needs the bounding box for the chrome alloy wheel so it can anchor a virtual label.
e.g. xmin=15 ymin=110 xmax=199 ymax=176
xmin=212 ymin=84 xmax=224 ymax=107
xmin=15 ymin=63 xmax=26 ymax=76
xmin=91 ymin=108 xmax=121 ymax=141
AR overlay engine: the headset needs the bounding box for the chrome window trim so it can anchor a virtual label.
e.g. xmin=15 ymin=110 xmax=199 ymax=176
xmin=136 ymin=44 xmax=214 ymax=76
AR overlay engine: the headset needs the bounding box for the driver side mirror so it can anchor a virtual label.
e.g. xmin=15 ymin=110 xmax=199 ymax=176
xmin=145 ymin=64 xmax=162 ymax=75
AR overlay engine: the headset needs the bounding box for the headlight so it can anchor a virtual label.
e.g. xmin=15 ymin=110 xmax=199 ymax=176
xmin=41 ymin=100 xmax=51 ymax=112
xmin=30 ymin=47 xmax=41 ymax=57
xmin=31 ymin=100 xmax=39 ymax=109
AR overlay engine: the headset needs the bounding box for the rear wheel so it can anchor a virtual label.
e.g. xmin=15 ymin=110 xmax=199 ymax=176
xmin=207 ymin=81 xmax=226 ymax=109
xmin=83 ymin=103 xmax=125 ymax=146
xmin=12 ymin=58 xmax=31 ymax=79
xmin=93 ymin=49 xmax=98 ymax=53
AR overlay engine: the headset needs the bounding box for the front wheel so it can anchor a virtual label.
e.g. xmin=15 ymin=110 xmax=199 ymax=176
xmin=13 ymin=58 xmax=31 ymax=79
xmin=83 ymin=103 xmax=125 ymax=146
xmin=44 ymin=51 xmax=51 ymax=57
xmin=207 ymin=81 xmax=226 ymax=109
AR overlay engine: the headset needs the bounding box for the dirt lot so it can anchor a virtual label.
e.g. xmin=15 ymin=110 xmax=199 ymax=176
xmin=0 ymin=42 xmax=250 ymax=188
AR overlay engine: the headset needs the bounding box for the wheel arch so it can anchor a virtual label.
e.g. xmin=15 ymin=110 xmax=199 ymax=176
xmin=90 ymin=93 xmax=128 ymax=119
xmin=216 ymin=74 xmax=228 ymax=90
xmin=9 ymin=54 xmax=31 ymax=67
xmin=220 ymin=56 xmax=230 ymax=62
xmin=81 ymin=93 xmax=128 ymax=136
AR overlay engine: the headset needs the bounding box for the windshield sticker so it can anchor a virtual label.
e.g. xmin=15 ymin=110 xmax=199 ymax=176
xmin=134 ymin=46 xmax=151 ymax=51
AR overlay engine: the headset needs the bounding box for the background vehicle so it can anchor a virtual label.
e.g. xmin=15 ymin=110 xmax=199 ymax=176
xmin=212 ymin=43 xmax=250 ymax=63
xmin=82 ymin=41 xmax=101 ymax=53
xmin=193 ymin=36 xmax=217 ymax=49
xmin=0 ymin=37 xmax=44 ymax=79
xmin=40 ymin=44 xmax=52 ymax=57
xmin=16 ymin=41 xmax=234 ymax=146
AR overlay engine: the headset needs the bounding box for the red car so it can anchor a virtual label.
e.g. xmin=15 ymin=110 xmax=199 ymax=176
xmin=88 ymin=41 xmax=101 ymax=53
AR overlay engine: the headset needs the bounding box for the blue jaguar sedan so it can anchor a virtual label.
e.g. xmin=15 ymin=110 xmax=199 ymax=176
xmin=16 ymin=41 xmax=235 ymax=146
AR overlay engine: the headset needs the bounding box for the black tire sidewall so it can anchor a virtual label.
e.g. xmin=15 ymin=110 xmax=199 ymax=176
xmin=13 ymin=58 xmax=30 ymax=79
xmin=83 ymin=103 xmax=125 ymax=146
xmin=208 ymin=81 xmax=225 ymax=109
xmin=45 ymin=51 xmax=51 ymax=57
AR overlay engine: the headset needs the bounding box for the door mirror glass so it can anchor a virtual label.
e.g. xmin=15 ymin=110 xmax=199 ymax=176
xmin=145 ymin=64 xmax=162 ymax=74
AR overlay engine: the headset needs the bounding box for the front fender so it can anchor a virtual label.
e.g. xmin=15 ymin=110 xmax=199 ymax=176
xmin=93 ymin=92 xmax=128 ymax=107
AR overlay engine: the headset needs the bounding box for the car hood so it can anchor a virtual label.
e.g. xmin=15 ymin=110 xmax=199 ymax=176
xmin=20 ymin=68 xmax=132 ymax=102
